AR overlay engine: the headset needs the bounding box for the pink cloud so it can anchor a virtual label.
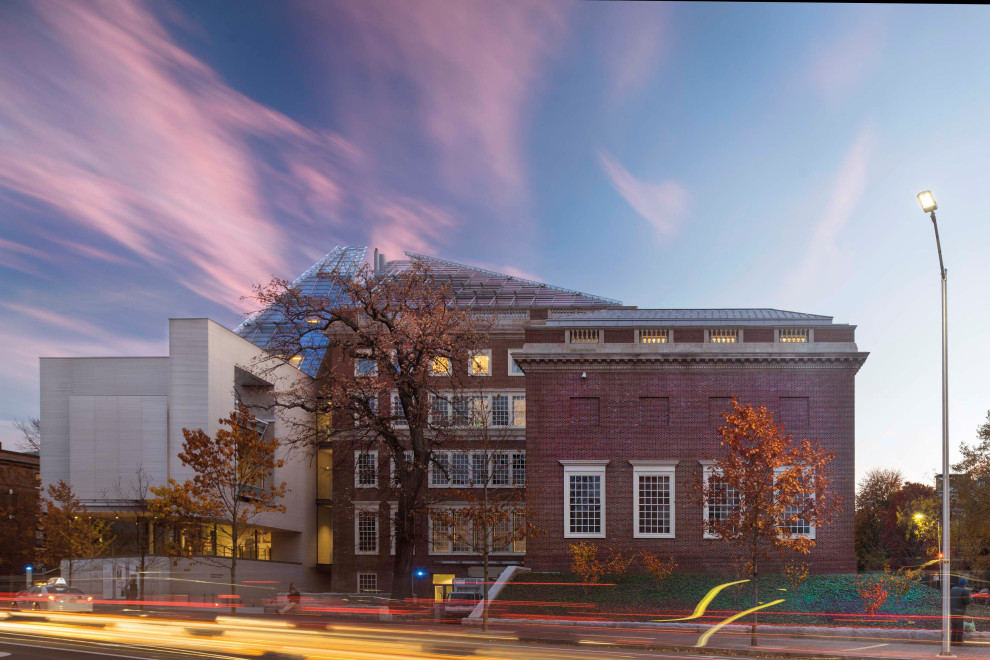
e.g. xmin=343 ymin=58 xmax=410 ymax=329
xmin=310 ymin=1 xmax=571 ymax=205
xmin=599 ymin=151 xmax=690 ymax=237
xmin=368 ymin=197 xmax=459 ymax=261
xmin=0 ymin=1 xmax=464 ymax=312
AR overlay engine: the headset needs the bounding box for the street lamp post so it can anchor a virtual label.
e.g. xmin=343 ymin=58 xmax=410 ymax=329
xmin=917 ymin=190 xmax=952 ymax=656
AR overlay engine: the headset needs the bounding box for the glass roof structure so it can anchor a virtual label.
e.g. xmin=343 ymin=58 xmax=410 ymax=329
xmin=234 ymin=246 xmax=621 ymax=376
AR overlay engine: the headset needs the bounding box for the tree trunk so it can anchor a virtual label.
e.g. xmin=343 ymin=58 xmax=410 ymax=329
xmin=230 ymin=520 xmax=238 ymax=616
xmin=751 ymin=567 xmax=759 ymax=646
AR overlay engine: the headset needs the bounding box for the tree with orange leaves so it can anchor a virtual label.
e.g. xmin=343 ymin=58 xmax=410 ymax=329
xmin=696 ymin=398 xmax=841 ymax=646
xmin=149 ymin=407 xmax=287 ymax=609
xmin=40 ymin=480 xmax=113 ymax=585
xmin=252 ymin=260 xmax=486 ymax=599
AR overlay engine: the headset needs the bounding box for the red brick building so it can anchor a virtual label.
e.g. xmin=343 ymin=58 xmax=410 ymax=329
xmin=0 ymin=444 xmax=40 ymax=575
xmin=240 ymin=248 xmax=868 ymax=593
xmin=514 ymin=310 xmax=867 ymax=575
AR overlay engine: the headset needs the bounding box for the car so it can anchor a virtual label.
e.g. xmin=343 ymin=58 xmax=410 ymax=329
xmin=13 ymin=578 xmax=94 ymax=612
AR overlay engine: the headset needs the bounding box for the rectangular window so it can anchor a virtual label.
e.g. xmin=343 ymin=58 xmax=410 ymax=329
xmin=354 ymin=395 xmax=378 ymax=426
xmin=430 ymin=452 xmax=450 ymax=487
xmin=512 ymin=452 xmax=526 ymax=486
xmin=776 ymin=466 xmax=816 ymax=538
xmin=389 ymin=450 xmax=414 ymax=486
xmin=431 ymin=357 xmax=451 ymax=376
xmin=633 ymin=464 xmax=675 ymax=538
xmin=570 ymin=397 xmax=600 ymax=426
xmin=431 ymin=515 xmax=451 ymax=553
xmin=507 ymin=350 xmax=524 ymax=376
xmin=704 ymin=467 xmax=741 ymax=539
xmin=512 ymin=395 xmax=526 ymax=427
xmin=391 ymin=393 xmax=407 ymax=428
xmin=354 ymin=450 xmax=378 ymax=488
xmin=430 ymin=395 xmax=450 ymax=425
xmin=639 ymin=397 xmax=670 ymax=426
xmin=779 ymin=397 xmax=810 ymax=430
xmin=354 ymin=350 xmax=378 ymax=377
xmin=430 ymin=509 xmax=473 ymax=554
xmin=472 ymin=452 xmax=487 ymax=486
xmin=562 ymin=462 xmax=607 ymax=538
xmin=357 ymin=572 xmax=378 ymax=593
xmin=451 ymin=452 xmax=471 ymax=486
xmin=492 ymin=394 xmax=510 ymax=426
xmin=469 ymin=350 xmax=491 ymax=376
xmin=491 ymin=453 xmax=510 ymax=486
xmin=355 ymin=507 xmax=379 ymax=555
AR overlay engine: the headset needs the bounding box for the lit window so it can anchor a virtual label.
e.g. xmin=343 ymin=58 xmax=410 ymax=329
xmin=355 ymin=507 xmax=379 ymax=554
xmin=568 ymin=329 xmax=600 ymax=344
xmin=431 ymin=357 xmax=451 ymax=376
xmin=289 ymin=354 xmax=303 ymax=368
xmin=354 ymin=451 xmax=378 ymax=488
xmin=306 ymin=317 xmax=321 ymax=325
xmin=469 ymin=350 xmax=491 ymax=376
xmin=562 ymin=461 xmax=608 ymax=538
xmin=632 ymin=463 xmax=675 ymax=538
xmin=710 ymin=329 xmax=738 ymax=343
xmin=512 ymin=395 xmax=526 ymax=427
xmin=430 ymin=509 xmax=473 ymax=554
xmin=508 ymin=350 xmax=524 ymax=376
xmin=357 ymin=572 xmax=378 ymax=593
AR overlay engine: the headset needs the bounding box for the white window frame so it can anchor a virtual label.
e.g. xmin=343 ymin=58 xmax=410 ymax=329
xmin=354 ymin=504 xmax=379 ymax=555
xmin=630 ymin=461 xmax=677 ymax=539
xmin=428 ymin=506 xmax=525 ymax=556
xmin=775 ymin=466 xmax=817 ymax=540
xmin=429 ymin=391 xmax=525 ymax=428
xmin=354 ymin=450 xmax=378 ymax=488
xmin=561 ymin=460 xmax=608 ymax=539
xmin=391 ymin=392 xmax=408 ymax=428
xmin=507 ymin=349 xmax=524 ymax=376
xmin=389 ymin=450 xmax=414 ymax=485
xmin=429 ymin=450 xmax=526 ymax=488
xmin=354 ymin=349 xmax=378 ymax=377
xmin=357 ymin=572 xmax=378 ymax=593
xmin=468 ymin=349 xmax=492 ymax=377
xmin=702 ymin=463 xmax=741 ymax=539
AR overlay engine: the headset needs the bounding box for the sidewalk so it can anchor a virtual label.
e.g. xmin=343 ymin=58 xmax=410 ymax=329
xmin=467 ymin=618 xmax=990 ymax=659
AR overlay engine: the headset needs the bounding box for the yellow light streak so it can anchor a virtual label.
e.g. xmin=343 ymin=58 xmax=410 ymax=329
xmin=694 ymin=598 xmax=785 ymax=648
xmin=652 ymin=578 xmax=749 ymax=622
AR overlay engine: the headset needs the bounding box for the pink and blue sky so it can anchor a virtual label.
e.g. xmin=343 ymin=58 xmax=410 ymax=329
xmin=1 ymin=1 xmax=989 ymax=483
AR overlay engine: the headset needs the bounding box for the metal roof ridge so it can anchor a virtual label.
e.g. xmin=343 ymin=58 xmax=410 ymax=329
xmin=403 ymin=251 xmax=622 ymax=305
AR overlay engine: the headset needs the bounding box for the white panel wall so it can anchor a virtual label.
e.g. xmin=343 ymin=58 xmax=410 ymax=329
xmin=68 ymin=395 xmax=168 ymax=500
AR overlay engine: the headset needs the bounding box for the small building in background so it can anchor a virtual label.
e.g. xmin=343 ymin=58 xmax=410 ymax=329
xmin=0 ymin=443 xmax=40 ymax=582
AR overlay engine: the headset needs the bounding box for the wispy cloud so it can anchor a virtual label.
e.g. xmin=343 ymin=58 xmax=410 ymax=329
xmin=784 ymin=125 xmax=875 ymax=298
xmin=0 ymin=1 xmax=466 ymax=311
xmin=596 ymin=3 xmax=671 ymax=105
xmin=309 ymin=1 xmax=571 ymax=206
xmin=599 ymin=151 xmax=690 ymax=237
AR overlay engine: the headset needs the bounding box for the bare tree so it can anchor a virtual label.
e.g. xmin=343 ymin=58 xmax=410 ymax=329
xmin=251 ymin=261 xmax=485 ymax=599
xmin=13 ymin=417 xmax=40 ymax=453
xmin=103 ymin=467 xmax=156 ymax=602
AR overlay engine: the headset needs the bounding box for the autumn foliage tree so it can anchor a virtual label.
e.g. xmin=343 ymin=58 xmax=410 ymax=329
xmin=149 ymin=407 xmax=288 ymax=607
xmin=252 ymin=260 xmax=485 ymax=599
xmin=40 ymin=480 xmax=114 ymax=585
xmin=696 ymin=398 xmax=840 ymax=645
xmin=854 ymin=468 xmax=903 ymax=569
xmin=568 ymin=542 xmax=634 ymax=592
xmin=951 ymin=410 xmax=990 ymax=569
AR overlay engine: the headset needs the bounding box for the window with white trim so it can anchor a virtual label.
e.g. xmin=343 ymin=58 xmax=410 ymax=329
xmin=389 ymin=450 xmax=414 ymax=485
xmin=703 ymin=466 xmax=741 ymax=539
xmin=354 ymin=450 xmax=378 ymax=488
xmin=354 ymin=505 xmax=379 ymax=555
xmin=429 ymin=450 xmax=526 ymax=488
xmin=469 ymin=350 xmax=491 ymax=376
xmin=354 ymin=395 xmax=378 ymax=426
xmin=430 ymin=392 xmax=525 ymax=427
xmin=562 ymin=461 xmax=607 ymax=538
xmin=429 ymin=507 xmax=526 ymax=555
xmin=354 ymin=350 xmax=378 ymax=377
xmin=357 ymin=572 xmax=378 ymax=593
xmin=632 ymin=463 xmax=675 ymax=538
xmin=391 ymin=393 xmax=407 ymax=427
xmin=507 ymin=349 xmax=524 ymax=376
xmin=775 ymin=466 xmax=816 ymax=539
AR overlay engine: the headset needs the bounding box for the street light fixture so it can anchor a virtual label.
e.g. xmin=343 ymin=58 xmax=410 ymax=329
xmin=917 ymin=189 xmax=952 ymax=657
